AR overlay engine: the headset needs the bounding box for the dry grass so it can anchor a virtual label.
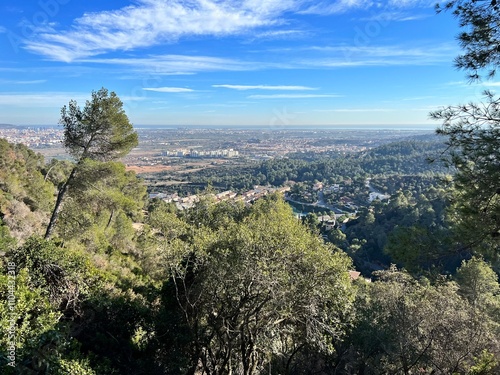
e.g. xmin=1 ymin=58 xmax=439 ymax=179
xmin=125 ymin=165 xmax=173 ymax=173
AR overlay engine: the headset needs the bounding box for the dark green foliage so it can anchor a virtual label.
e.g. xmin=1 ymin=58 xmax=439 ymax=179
xmin=343 ymin=268 xmax=500 ymax=374
xmin=173 ymin=139 xmax=446 ymax=198
xmin=0 ymin=220 xmax=15 ymax=253
xmin=56 ymin=159 xmax=147 ymax=251
xmin=1 ymin=239 xmax=103 ymax=374
xmin=342 ymin=186 xmax=462 ymax=275
xmin=369 ymin=174 xmax=449 ymax=196
xmin=180 ymin=196 xmax=248 ymax=231
xmin=7 ymin=237 xmax=100 ymax=314
xmin=437 ymin=0 xmax=500 ymax=80
xmin=455 ymin=256 xmax=500 ymax=316
xmin=154 ymin=196 xmax=355 ymax=375
xmin=431 ymin=91 xmax=500 ymax=257
xmin=302 ymin=212 xmax=320 ymax=233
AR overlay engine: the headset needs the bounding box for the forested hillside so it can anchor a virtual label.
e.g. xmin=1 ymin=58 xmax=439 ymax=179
xmin=1 ymin=137 xmax=499 ymax=373
xmin=0 ymin=139 xmax=54 ymax=241
xmin=1 ymin=110 xmax=500 ymax=373
xmin=2 ymin=0 xmax=500 ymax=371
xmin=169 ymin=137 xmax=447 ymax=194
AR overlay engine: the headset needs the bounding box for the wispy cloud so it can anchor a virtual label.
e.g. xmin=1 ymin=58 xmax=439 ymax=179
xmin=0 ymin=92 xmax=146 ymax=107
xmin=213 ymin=84 xmax=316 ymax=91
xmin=23 ymin=0 xmax=302 ymax=61
xmin=19 ymin=0 xmax=443 ymax=67
xmin=301 ymin=0 xmax=434 ymax=15
xmin=80 ymin=54 xmax=258 ymax=74
xmin=314 ymin=108 xmax=397 ymax=112
xmin=248 ymin=29 xmax=309 ymax=41
xmin=402 ymin=96 xmax=435 ymax=101
xmin=309 ymin=44 xmax=454 ymax=58
xmin=445 ymin=81 xmax=467 ymax=87
xmin=0 ymin=92 xmax=89 ymax=107
xmin=481 ymin=81 xmax=500 ymax=87
xmin=248 ymin=94 xmax=341 ymax=99
xmin=301 ymin=0 xmax=364 ymax=15
xmin=298 ymin=59 xmax=425 ymax=67
xmin=298 ymin=44 xmax=455 ymax=67
xmin=0 ymin=79 xmax=47 ymax=84
xmin=359 ymin=12 xmax=431 ymax=22
xmin=144 ymin=87 xmax=194 ymax=93
xmin=0 ymin=26 xmax=7 ymax=34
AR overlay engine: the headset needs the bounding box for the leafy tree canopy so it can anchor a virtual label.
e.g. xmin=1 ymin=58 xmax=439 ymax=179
xmin=153 ymin=196 xmax=356 ymax=374
xmin=61 ymin=88 xmax=138 ymax=161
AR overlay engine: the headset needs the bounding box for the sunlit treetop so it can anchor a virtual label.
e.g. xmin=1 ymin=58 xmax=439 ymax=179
xmin=60 ymin=88 xmax=138 ymax=162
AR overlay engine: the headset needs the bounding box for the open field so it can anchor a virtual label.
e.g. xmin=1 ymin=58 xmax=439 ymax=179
xmin=125 ymin=165 xmax=173 ymax=173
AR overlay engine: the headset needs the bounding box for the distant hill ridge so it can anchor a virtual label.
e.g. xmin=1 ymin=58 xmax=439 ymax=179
xmin=0 ymin=123 xmax=17 ymax=129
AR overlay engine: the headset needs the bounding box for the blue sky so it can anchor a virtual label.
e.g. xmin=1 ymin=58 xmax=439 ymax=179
xmin=0 ymin=0 xmax=496 ymax=127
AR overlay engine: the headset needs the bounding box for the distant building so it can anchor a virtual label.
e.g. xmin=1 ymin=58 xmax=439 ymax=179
xmin=368 ymin=192 xmax=390 ymax=202
xmin=318 ymin=215 xmax=336 ymax=230
xmin=166 ymin=148 xmax=239 ymax=158
xmin=313 ymin=182 xmax=323 ymax=191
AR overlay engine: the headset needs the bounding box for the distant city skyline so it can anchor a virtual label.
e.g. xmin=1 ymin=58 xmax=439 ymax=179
xmin=0 ymin=0 xmax=497 ymax=127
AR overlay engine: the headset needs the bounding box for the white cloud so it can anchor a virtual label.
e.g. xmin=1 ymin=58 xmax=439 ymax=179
xmin=309 ymin=44 xmax=454 ymax=58
xmin=482 ymin=82 xmax=500 ymax=87
xmin=402 ymin=96 xmax=435 ymax=101
xmin=0 ymin=26 xmax=7 ymax=34
xmin=0 ymin=79 xmax=47 ymax=84
xmin=445 ymin=81 xmax=467 ymax=86
xmin=0 ymin=92 xmax=145 ymax=107
xmin=248 ymin=94 xmax=341 ymax=99
xmin=80 ymin=54 xmax=258 ymax=74
xmin=314 ymin=108 xmax=397 ymax=112
xmin=249 ymin=29 xmax=308 ymax=40
xmin=19 ymin=0 xmax=442 ymax=66
xmin=359 ymin=12 xmax=431 ymax=22
xmin=23 ymin=0 xmax=302 ymax=61
xmin=301 ymin=0 xmax=367 ymax=15
xmin=299 ymin=44 xmax=455 ymax=67
xmin=301 ymin=0 xmax=434 ymax=15
xmin=0 ymin=92 xmax=89 ymax=107
xmin=144 ymin=87 xmax=194 ymax=93
xmin=213 ymin=84 xmax=316 ymax=90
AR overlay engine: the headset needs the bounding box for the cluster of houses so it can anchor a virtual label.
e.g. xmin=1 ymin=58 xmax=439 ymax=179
xmin=148 ymin=185 xmax=368 ymax=282
xmin=163 ymin=148 xmax=239 ymax=158
xmin=0 ymin=127 xmax=63 ymax=148
xmin=323 ymin=183 xmax=341 ymax=193
xmin=149 ymin=185 xmax=291 ymax=210
xmin=148 ymin=192 xmax=199 ymax=210
xmin=236 ymin=186 xmax=290 ymax=204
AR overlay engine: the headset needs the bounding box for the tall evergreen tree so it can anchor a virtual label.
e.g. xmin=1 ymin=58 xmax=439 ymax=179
xmin=45 ymin=88 xmax=138 ymax=239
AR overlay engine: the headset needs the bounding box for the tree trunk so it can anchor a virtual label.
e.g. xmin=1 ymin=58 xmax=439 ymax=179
xmin=44 ymin=165 xmax=78 ymax=239
xmin=106 ymin=209 xmax=115 ymax=230
xmin=44 ymin=163 xmax=56 ymax=182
